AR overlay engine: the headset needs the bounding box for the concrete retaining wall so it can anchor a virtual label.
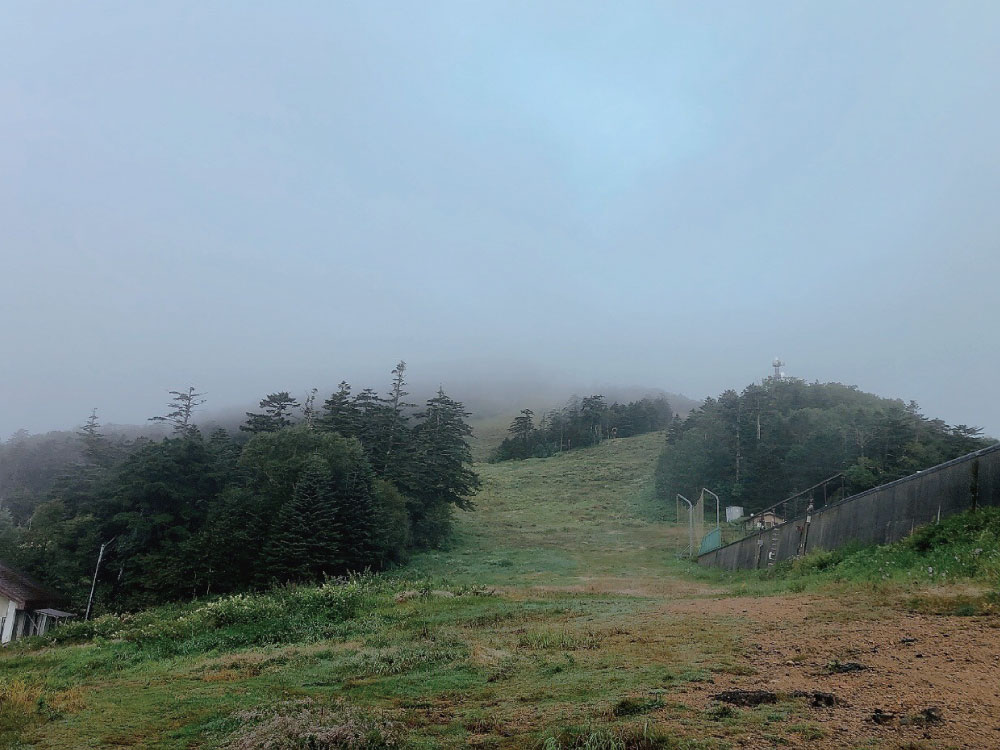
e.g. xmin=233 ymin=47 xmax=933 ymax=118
xmin=698 ymin=443 xmax=1000 ymax=570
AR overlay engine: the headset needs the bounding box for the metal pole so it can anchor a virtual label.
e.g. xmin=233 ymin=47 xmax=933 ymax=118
xmin=85 ymin=536 xmax=116 ymax=621
xmin=677 ymin=494 xmax=694 ymax=556
xmin=703 ymin=488 xmax=721 ymax=531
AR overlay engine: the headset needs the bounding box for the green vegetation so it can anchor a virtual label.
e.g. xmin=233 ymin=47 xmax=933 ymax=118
xmin=0 ymin=362 xmax=479 ymax=612
xmin=765 ymin=507 xmax=1000 ymax=589
xmin=494 ymin=395 xmax=672 ymax=461
xmin=656 ymin=377 xmax=992 ymax=514
xmin=0 ymin=432 xmax=763 ymax=749
xmin=1 ymin=426 xmax=996 ymax=747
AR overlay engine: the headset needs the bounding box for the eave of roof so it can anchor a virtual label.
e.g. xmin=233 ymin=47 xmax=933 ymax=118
xmin=0 ymin=562 xmax=63 ymax=609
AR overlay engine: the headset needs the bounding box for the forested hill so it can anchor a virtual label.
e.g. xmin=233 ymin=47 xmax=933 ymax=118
xmin=656 ymin=377 xmax=994 ymax=514
xmin=0 ymin=363 xmax=479 ymax=613
xmin=493 ymin=395 xmax=674 ymax=461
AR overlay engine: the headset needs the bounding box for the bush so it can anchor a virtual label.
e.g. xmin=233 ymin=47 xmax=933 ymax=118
xmin=14 ymin=575 xmax=390 ymax=659
xmin=222 ymin=698 xmax=400 ymax=749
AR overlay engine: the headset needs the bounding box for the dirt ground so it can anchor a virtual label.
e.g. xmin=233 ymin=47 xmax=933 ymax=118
xmin=664 ymin=594 xmax=1000 ymax=749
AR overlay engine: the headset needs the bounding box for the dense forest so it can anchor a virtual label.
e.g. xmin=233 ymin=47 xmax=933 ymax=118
xmin=0 ymin=362 xmax=479 ymax=613
xmin=493 ymin=395 xmax=673 ymax=460
xmin=656 ymin=377 xmax=993 ymax=514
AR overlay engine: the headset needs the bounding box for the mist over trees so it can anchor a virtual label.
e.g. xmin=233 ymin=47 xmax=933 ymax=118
xmin=656 ymin=377 xmax=994 ymax=514
xmin=0 ymin=362 xmax=479 ymax=613
xmin=494 ymin=395 xmax=673 ymax=460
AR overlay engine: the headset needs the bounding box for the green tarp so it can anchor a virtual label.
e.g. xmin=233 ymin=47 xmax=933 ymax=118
xmin=699 ymin=528 xmax=722 ymax=555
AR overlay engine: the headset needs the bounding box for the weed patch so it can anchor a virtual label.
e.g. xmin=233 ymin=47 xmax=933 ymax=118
xmin=612 ymin=696 xmax=665 ymax=717
xmin=542 ymin=722 xmax=680 ymax=749
xmin=221 ymin=698 xmax=400 ymax=749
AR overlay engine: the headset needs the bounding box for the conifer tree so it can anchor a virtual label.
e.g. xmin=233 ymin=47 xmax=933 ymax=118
xmin=351 ymin=388 xmax=383 ymax=455
xmin=320 ymin=382 xmax=360 ymax=437
xmin=331 ymin=461 xmax=377 ymax=571
xmin=379 ymin=360 xmax=415 ymax=474
xmin=149 ymin=387 xmax=205 ymax=436
xmin=241 ymin=392 xmax=300 ymax=433
xmin=78 ymin=409 xmax=112 ymax=466
xmin=263 ymin=454 xmax=342 ymax=582
xmin=407 ymin=389 xmax=480 ymax=545
xmin=301 ymin=388 xmax=319 ymax=428
xmin=411 ymin=389 xmax=480 ymax=510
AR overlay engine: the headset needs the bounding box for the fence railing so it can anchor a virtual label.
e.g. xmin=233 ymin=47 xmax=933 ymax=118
xmin=696 ymin=442 xmax=1000 ymax=570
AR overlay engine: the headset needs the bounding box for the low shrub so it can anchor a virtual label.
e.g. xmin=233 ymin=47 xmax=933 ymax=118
xmin=221 ymin=698 xmax=400 ymax=749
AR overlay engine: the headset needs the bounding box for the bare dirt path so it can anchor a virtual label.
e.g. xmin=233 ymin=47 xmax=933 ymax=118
xmin=663 ymin=594 xmax=1000 ymax=748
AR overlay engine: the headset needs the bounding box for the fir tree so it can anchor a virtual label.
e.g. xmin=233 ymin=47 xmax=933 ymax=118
xmin=263 ymin=455 xmax=342 ymax=582
xmin=379 ymin=361 xmax=415 ymax=474
xmin=241 ymin=392 xmax=300 ymax=433
xmin=411 ymin=389 xmax=480 ymax=510
xmin=78 ymin=408 xmax=114 ymax=466
xmin=320 ymin=382 xmax=360 ymax=437
xmin=149 ymin=387 xmax=205 ymax=436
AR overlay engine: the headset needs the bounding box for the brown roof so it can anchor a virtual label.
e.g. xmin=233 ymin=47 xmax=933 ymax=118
xmin=0 ymin=562 xmax=63 ymax=609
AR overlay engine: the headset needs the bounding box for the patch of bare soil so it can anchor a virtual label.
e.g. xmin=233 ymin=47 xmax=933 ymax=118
xmin=669 ymin=594 xmax=1000 ymax=749
xmin=520 ymin=576 xmax=718 ymax=598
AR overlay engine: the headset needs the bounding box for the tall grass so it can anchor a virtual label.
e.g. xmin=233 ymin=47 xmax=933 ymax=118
xmin=11 ymin=576 xmax=398 ymax=662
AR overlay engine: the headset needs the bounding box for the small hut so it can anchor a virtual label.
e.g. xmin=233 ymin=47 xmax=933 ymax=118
xmin=0 ymin=563 xmax=73 ymax=644
xmin=745 ymin=511 xmax=785 ymax=533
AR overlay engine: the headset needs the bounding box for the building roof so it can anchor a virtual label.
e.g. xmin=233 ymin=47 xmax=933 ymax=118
xmin=0 ymin=562 xmax=64 ymax=609
xmin=35 ymin=608 xmax=73 ymax=618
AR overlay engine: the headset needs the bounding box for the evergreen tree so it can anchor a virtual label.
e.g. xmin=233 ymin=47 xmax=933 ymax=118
xmin=97 ymin=432 xmax=225 ymax=608
xmin=352 ymin=388 xmax=383 ymax=456
xmin=409 ymin=389 xmax=480 ymax=545
xmin=241 ymin=392 xmax=300 ymax=433
xmin=263 ymin=455 xmax=342 ymax=582
xmin=77 ymin=409 xmax=113 ymax=466
xmin=509 ymin=409 xmax=535 ymax=443
xmin=320 ymin=382 xmax=360 ymax=437
xmin=149 ymin=387 xmax=205 ymax=436
xmin=301 ymin=388 xmax=319 ymax=428
xmin=378 ymin=360 xmax=415 ymax=475
xmin=330 ymin=460 xmax=377 ymax=571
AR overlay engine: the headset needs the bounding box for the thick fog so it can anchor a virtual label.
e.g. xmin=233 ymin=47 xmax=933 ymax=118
xmin=2 ymin=2 xmax=999 ymax=438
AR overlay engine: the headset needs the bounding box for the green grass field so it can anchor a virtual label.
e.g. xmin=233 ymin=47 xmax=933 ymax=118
xmin=2 ymin=432 xmax=998 ymax=749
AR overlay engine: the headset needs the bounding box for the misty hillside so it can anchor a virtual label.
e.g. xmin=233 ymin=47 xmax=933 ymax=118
xmin=656 ymin=377 xmax=995 ymax=514
xmin=4 ymin=430 xmax=999 ymax=748
xmin=0 ymin=382 xmax=700 ymax=504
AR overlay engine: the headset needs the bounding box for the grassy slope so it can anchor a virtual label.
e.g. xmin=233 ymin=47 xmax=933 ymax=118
xmin=4 ymin=433 xmax=734 ymax=749
xmin=4 ymin=433 xmax=998 ymax=749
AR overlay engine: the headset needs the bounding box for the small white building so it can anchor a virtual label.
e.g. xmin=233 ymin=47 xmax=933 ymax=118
xmin=0 ymin=563 xmax=73 ymax=644
xmin=725 ymin=506 xmax=745 ymax=523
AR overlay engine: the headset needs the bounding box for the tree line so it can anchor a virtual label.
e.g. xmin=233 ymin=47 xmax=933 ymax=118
xmin=656 ymin=377 xmax=993 ymax=515
xmin=0 ymin=362 xmax=479 ymax=613
xmin=494 ymin=395 xmax=673 ymax=461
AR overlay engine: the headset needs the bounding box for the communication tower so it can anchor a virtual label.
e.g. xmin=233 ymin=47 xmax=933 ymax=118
xmin=772 ymin=358 xmax=785 ymax=380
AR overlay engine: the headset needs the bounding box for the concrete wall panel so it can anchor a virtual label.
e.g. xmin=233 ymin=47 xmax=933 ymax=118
xmin=699 ymin=444 xmax=1000 ymax=570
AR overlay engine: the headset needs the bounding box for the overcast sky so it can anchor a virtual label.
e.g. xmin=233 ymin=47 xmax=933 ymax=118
xmin=2 ymin=1 xmax=999 ymax=438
